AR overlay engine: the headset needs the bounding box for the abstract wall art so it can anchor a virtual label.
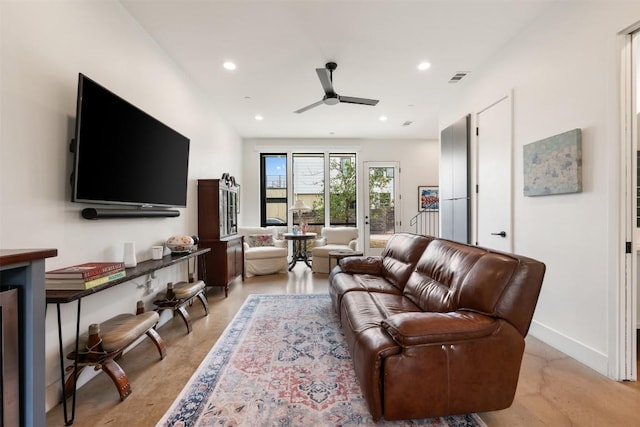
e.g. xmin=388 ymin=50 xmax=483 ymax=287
xmin=523 ymin=128 xmax=582 ymax=196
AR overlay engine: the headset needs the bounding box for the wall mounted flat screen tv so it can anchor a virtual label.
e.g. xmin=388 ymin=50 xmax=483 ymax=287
xmin=72 ymin=73 xmax=190 ymax=208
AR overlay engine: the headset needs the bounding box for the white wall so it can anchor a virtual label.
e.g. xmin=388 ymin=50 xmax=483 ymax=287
xmin=242 ymin=138 xmax=439 ymax=236
xmin=0 ymin=1 xmax=242 ymax=410
xmin=440 ymin=3 xmax=640 ymax=377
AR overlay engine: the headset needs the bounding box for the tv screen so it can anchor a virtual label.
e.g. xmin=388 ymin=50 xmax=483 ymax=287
xmin=72 ymin=74 xmax=190 ymax=208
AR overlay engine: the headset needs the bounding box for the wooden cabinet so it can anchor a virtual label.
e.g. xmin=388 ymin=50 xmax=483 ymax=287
xmin=198 ymin=179 xmax=243 ymax=296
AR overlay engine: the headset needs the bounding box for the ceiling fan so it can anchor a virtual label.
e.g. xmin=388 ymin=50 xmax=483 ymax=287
xmin=294 ymin=62 xmax=379 ymax=114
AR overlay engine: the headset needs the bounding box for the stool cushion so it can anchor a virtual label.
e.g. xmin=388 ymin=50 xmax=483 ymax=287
xmin=99 ymin=311 xmax=160 ymax=352
xmin=173 ymin=280 xmax=205 ymax=299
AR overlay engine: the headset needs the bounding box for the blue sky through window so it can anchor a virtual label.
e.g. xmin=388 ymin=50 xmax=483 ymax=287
xmin=266 ymin=156 xmax=286 ymax=176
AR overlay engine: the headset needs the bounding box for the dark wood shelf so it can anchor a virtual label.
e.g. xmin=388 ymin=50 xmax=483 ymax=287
xmin=45 ymin=248 xmax=210 ymax=304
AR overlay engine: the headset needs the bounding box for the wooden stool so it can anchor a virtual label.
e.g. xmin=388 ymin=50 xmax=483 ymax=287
xmin=64 ymin=301 xmax=166 ymax=401
xmin=154 ymin=280 xmax=208 ymax=333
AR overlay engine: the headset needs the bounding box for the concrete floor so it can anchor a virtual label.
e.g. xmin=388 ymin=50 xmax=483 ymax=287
xmin=45 ymin=265 xmax=640 ymax=426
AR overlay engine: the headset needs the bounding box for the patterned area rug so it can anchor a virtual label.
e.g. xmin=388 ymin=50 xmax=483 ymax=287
xmin=157 ymin=294 xmax=486 ymax=426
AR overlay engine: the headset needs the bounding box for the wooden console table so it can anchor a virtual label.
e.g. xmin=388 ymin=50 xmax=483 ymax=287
xmin=46 ymin=248 xmax=209 ymax=425
xmin=0 ymin=248 xmax=58 ymax=427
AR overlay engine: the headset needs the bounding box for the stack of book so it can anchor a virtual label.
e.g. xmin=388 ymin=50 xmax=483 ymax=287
xmin=45 ymin=262 xmax=126 ymax=290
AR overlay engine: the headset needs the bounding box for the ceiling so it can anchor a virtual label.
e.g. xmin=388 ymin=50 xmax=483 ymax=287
xmin=121 ymin=0 xmax=557 ymax=140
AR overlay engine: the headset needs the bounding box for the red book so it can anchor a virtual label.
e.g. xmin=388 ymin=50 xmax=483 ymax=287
xmin=45 ymin=262 xmax=125 ymax=280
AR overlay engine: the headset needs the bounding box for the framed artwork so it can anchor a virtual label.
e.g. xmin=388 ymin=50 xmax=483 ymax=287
xmin=418 ymin=186 xmax=439 ymax=211
xmin=523 ymin=128 xmax=582 ymax=196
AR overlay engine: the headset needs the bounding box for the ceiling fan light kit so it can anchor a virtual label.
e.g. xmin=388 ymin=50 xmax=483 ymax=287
xmin=294 ymin=62 xmax=379 ymax=114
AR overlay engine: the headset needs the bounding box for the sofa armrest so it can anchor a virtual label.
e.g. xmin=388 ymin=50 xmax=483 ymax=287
xmin=348 ymin=239 xmax=358 ymax=251
xmin=382 ymin=311 xmax=498 ymax=346
xmin=314 ymin=237 xmax=327 ymax=247
xmin=243 ymin=242 xmax=251 ymax=252
xmin=273 ymin=238 xmax=286 ymax=248
xmin=340 ymin=256 xmax=383 ymax=275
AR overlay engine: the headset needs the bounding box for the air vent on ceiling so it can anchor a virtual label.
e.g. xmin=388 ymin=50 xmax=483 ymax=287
xmin=448 ymin=71 xmax=470 ymax=83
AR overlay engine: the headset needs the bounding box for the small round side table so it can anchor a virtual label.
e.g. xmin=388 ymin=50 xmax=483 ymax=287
xmin=283 ymin=232 xmax=317 ymax=271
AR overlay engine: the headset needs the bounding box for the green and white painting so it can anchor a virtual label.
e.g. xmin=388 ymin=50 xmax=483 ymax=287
xmin=523 ymin=128 xmax=582 ymax=196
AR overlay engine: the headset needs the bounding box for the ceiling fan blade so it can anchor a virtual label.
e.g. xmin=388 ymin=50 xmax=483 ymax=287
xmin=316 ymin=68 xmax=335 ymax=95
xmin=339 ymin=96 xmax=379 ymax=106
xmin=294 ymin=99 xmax=324 ymax=114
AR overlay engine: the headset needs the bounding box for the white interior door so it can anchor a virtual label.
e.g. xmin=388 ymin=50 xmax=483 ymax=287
xmin=363 ymin=162 xmax=399 ymax=255
xmin=620 ymin=29 xmax=638 ymax=381
xmin=476 ymin=95 xmax=513 ymax=252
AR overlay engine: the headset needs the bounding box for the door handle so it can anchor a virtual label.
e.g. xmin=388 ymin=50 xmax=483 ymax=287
xmin=491 ymin=231 xmax=507 ymax=238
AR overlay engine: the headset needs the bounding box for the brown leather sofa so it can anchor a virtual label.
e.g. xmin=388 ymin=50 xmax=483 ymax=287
xmin=329 ymin=232 xmax=546 ymax=421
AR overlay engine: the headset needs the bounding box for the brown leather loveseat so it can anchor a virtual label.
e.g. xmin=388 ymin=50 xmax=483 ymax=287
xmin=329 ymin=232 xmax=546 ymax=421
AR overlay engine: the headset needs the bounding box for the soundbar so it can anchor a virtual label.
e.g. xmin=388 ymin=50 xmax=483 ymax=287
xmin=81 ymin=208 xmax=180 ymax=219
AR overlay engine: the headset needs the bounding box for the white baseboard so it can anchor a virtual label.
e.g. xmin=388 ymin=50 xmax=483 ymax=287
xmin=529 ymin=319 xmax=609 ymax=376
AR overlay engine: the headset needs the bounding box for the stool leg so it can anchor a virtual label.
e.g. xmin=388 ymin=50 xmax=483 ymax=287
xmin=101 ymin=358 xmax=132 ymax=401
xmin=145 ymin=327 xmax=167 ymax=360
xmin=196 ymin=291 xmax=209 ymax=316
xmin=63 ymin=365 xmax=87 ymax=400
xmin=175 ymin=305 xmax=193 ymax=333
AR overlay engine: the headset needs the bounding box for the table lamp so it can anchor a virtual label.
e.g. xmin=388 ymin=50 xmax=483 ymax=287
xmin=289 ymin=199 xmax=311 ymax=233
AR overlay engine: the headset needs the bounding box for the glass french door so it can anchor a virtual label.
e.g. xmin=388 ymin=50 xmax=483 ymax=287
xmin=363 ymin=162 xmax=400 ymax=255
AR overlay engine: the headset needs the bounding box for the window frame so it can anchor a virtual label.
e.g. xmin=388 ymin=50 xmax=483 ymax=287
xmin=259 ymin=151 xmax=358 ymax=228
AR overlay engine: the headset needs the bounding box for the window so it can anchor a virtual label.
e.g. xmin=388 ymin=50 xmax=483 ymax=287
xmin=260 ymin=154 xmax=288 ymax=226
xmin=292 ymin=153 xmax=324 ymax=225
xmin=260 ymin=152 xmax=358 ymax=229
xmin=329 ymin=154 xmax=357 ymax=226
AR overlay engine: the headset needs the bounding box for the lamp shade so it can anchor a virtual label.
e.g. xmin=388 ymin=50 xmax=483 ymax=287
xmin=289 ymin=199 xmax=311 ymax=211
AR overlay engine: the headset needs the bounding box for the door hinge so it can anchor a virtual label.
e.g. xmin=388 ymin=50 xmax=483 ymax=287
xmin=476 ymin=184 xmax=479 ymax=193
xmin=476 ymin=127 xmax=479 ymax=136
xmin=626 ymin=241 xmax=632 ymax=254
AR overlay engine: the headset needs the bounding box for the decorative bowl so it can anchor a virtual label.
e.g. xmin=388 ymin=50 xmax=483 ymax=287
xmin=166 ymin=235 xmax=195 ymax=253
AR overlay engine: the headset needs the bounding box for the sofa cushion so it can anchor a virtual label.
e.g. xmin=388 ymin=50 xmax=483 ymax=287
xmin=244 ymin=246 xmax=288 ymax=260
xmin=238 ymin=226 xmax=281 ymax=239
xmin=329 ymin=270 xmax=401 ymax=315
xmin=382 ymin=311 xmax=498 ymax=347
xmin=322 ymin=227 xmax=359 ymax=245
xmin=246 ymin=234 xmax=274 ymax=247
xmin=312 ymin=244 xmax=355 ymax=257
xmin=403 ymin=239 xmax=483 ymax=312
xmin=379 ymin=233 xmax=434 ymax=290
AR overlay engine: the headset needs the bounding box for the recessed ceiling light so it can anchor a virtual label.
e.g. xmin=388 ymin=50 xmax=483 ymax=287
xmin=379 ymin=115 xmax=388 ymax=122
xmin=417 ymin=62 xmax=431 ymax=71
xmin=254 ymin=114 xmax=264 ymax=121
xmin=223 ymin=61 xmax=237 ymax=70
